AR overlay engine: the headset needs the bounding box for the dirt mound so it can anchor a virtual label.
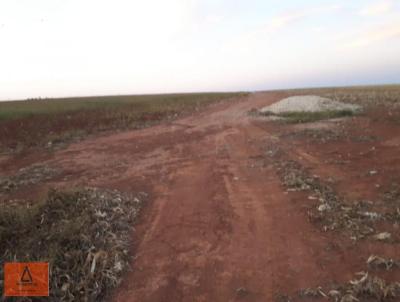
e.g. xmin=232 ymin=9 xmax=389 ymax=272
xmin=260 ymin=95 xmax=361 ymax=114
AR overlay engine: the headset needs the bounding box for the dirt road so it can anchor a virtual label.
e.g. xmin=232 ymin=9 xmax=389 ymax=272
xmin=106 ymin=93 xmax=330 ymax=301
xmin=47 ymin=92 xmax=344 ymax=301
xmin=3 ymin=92 xmax=400 ymax=301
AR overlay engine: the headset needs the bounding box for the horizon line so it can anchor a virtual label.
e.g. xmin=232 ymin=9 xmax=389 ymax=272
xmin=1 ymin=82 xmax=399 ymax=103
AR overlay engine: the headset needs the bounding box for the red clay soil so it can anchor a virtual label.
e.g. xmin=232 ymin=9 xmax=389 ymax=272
xmin=2 ymin=92 xmax=400 ymax=301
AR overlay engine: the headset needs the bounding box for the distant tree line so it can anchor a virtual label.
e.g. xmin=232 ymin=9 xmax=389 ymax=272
xmin=26 ymin=97 xmax=49 ymax=101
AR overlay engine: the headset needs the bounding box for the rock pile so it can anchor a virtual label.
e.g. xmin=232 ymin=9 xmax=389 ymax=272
xmin=260 ymin=95 xmax=361 ymax=114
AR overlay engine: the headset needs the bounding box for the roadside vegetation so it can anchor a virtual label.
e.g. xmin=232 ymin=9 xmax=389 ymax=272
xmin=262 ymin=109 xmax=355 ymax=123
xmin=0 ymin=187 xmax=146 ymax=301
xmin=0 ymin=93 xmax=243 ymax=153
xmin=283 ymin=84 xmax=400 ymax=107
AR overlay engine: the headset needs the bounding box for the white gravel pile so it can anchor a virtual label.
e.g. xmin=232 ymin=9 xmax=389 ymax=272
xmin=260 ymin=95 xmax=361 ymax=114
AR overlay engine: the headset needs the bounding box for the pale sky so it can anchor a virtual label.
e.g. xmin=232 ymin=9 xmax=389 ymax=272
xmin=0 ymin=0 xmax=400 ymax=100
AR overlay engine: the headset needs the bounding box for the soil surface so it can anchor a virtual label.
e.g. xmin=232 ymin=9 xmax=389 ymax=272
xmin=1 ymin=92 xmax=400 ymax=301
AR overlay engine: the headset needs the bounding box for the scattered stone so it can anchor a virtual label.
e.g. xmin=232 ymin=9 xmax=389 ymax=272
xmin=318 ymin=204 xmax=331 ymax=212
xmin=359 ymin=211 xmax=380 ymax=220
xmin=373 ymin=232 xmax=391 ymax=241
xmin=236 ymin=287 xmax=249 ymax=298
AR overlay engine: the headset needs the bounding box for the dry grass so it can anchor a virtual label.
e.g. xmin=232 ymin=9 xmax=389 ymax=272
xmin=0 ymin=164 xmax=59 ymax=194
xmin=278 ymin=84 xmax=400 ymax=108
xmin=262 ymin=109 xmax=355 ymax=123
xmin=296 ymin=257 xmax=400 ymax=302
xmin=0 ymin=188 xmax=146 ymax=301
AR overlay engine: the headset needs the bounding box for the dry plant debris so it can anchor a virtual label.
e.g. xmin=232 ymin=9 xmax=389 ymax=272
xmin=275 ymin=156 xmax=399 ymax=241
xmin=280 ymin=129 xmax=376 ymax=145
xmin=367 ymin=255 xmax=400 ymax=271
xmin=280 ymin=129 xmax=346 ymax=143
xmin=0 ymin=164 xmax=59 ymax=194
xmin=323 ymin=88 xmax=400 ymax=108
xmin=296 ymin=257 xmax=400 ymax=302
xmin=0 ymin=187 xmax=146 ymax=301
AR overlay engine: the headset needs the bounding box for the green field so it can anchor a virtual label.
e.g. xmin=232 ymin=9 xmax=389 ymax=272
xmin=0 ymin=93 xmax=243 ymax=152
xmin=0 ymin=93 xmax=240 ymax=121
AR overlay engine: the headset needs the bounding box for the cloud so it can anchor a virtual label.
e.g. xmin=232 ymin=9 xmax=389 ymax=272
xmin=359 ymin=0 xmax=394 ymax=16
xmin=259 ymin=11 xmax=305 ymax=35
xmin=221 ymin=5 xmax=342 ymax=58
xmin=343 ymin=21 xmax=400 ymax=49
xmin=224 ymin=10 xmax=306 ymax=54
xmin=261 ymin=4 xmax=341 ymax=35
